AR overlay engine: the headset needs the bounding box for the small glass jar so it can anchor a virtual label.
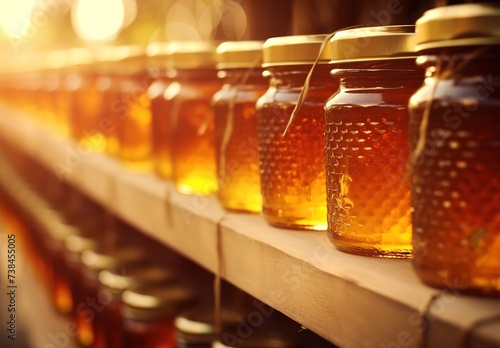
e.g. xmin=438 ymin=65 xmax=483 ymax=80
xmin=167 ymin=41 xmax=222 ymax=195
xmin=409 ymin=4 xmax=500 ymax=294
xmin=77 ymin=247 xmax=149 ymax=347
xmin=147 ymin=42 xmax=173 ymax=179
xmin=122 ymin=284 xmax=197 ymax=348
xmin=67 ymin=48 xmax=107 ymax=153
xmin=97 ymin=265 xmax=177 ymax=348
xmin=175 ymin=308 xmax=240 ymax=348
xmin=256 ymin=35 xmax=336 ymax=230
xmin=213 ymin=41 xmax=266 ymax=213
xmin=114 ymin=45 xmax=154 ymax=170
xmin=324 ymin=26 xmax=422 ymax=258
xmin=212 ymin=330 xmax=301 ymax=348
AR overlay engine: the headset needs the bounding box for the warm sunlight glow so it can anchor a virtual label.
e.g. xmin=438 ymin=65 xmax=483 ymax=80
xmin=71 ymin=0 xmax=125 ymax=42
xmin=0 ymin=0 xmax=38 ymax=39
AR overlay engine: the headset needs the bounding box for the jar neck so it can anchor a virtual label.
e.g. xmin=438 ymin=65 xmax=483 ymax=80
xmin=168 ymin=67 xmax=218 ymax=82
xmin=218 ymin=68 xmax=268 ymax=86
xmin=332 ymin=58 xmax=422 ymax=89
xmin=417 ymin=45 xmax=500 ymax=78
xmin=267 ymin=64 xmax=333 ymax=89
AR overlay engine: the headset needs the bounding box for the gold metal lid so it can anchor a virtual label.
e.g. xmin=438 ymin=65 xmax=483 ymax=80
xmin=98 ymin=265 xmax=176 ymax=291
xmin=146 ymin=41 xmax=171 ymax=69
xmin=122 ymin=284 xmax=197 ymax=321
xmin=415 ymin=3 xmax=500 ymax=51
xmin=166 ymin=41 xmax=219 ymax=69
xmin=216 ymin=41 xmax=264 ymax=69
xmin=330 ymin=25 xmax=416 ymax=62
xmin=65 ymin=234 xmax=97 ymax=255
xmin=66 ymin=47 xmax=94 ymax=68
xmin=81 ymin=247 xmax=146 ymax=271
xmin=262 ymin=35 xmax=331 ymax=67
xmin=95 ymin=45 xmax=146 ymax=74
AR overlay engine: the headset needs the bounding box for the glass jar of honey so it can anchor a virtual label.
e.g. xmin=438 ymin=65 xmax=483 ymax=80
xmin=97 ymin=265 xmax=177 ymax=348
xmin=256 ymin=35 xmax=335 ymax=230
xmin=213 ymin=41 xmax=266 ymax=213
xmin=78 ymin=247 xmax=149 ymax=347
xmin=167 ymin=41 xmax=222 ymax=195
xmin=122 ymin=284 xmax=197 ymax=348
xmin=67 ymin=48 xmax=107 ymax=153
xmin=147 ymin=42 xmax=173 ymax=179
xmin=409 ymin=4 xmax=500 ymax=294
xmin=114 ymin=45 xmax=154 ymax=170
xmin=324 ymin=26 xmax=421 ymax=258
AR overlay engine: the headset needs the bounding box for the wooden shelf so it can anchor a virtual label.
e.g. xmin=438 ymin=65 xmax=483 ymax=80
xmin=1 ymin=107 xmax=500 ymax=348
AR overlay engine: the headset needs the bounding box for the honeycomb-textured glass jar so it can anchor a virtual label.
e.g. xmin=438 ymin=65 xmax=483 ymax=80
xmin=256 ymin=35 xmax=336 ymax=230
xmin=167 ymin=42 xmax=222 ymax=195
xmin=409 ymin=4 xmax=500 ymax=294
xmin=324 ymin=26 xmax=421 ymax=258
xmin=213 ymin=41 xmax=266 ymax=213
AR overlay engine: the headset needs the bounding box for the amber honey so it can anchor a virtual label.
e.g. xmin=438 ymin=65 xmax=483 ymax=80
xmin=213 ymin=41 xmax=266 ymax=212
xmin=257 ymin=35 xmax=335 ymax=230
xmin=323 ymin=26 xmax=421 ymax=257
xmin=167 ymin=42 xmax=222 ymax=195
xmin=147 ymin=42 xmax=172 ymax=179
xmin=409 ymin=4 xmax=500 ymax=293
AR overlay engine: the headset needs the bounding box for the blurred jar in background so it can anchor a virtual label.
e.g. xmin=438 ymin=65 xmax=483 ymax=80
xmin=409 ymin=4 xmax=500 ymax=294
xmin=213 ymin=41 xmax=266 ymax=213
xmin=212 ymin=330 xmax=301 ymax=348
xmin=67 ymin=48 xmax=107 ymax=152
xmin=256 ymin=35 xmax=335 ymax=230
xmin=324 ymin=26 xmax=421 ymax=258
xmin=114 ymin=45 xmax=154 ymax=170
xmin=98 ymin=265 xmax=177 ymax=348
xmin=48 ymin=51 xmax=72 ymax=138
xmin=122 ymin=284 xmax=197 ymax=348
xmin=167 ymin=41 xmax=222 ymax=195
xmin=147 ymin=42 xmax=173 ymax=179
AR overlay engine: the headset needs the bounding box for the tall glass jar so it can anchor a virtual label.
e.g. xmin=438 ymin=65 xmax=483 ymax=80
xmin=324 ymin=26 xmax=422 ymax=258
xmin=167 ymin=41 xmax=222 ymax=195
xmin=122 ymin=284 xmax=197 ymax=348
xmin=147 ymin=42 xmax=173 ymax=179
xmin=256 ymin=35 xmax=335 ymax=230
xmin=213 ymin=41 xmax=266 ymax=213
xmin=409 ymin=4 xmax=500 ymax=294
xmin=67 ymin=48 xmax=107 ymax=153
xmin=114 ymin=46 xmax=154 ymax=170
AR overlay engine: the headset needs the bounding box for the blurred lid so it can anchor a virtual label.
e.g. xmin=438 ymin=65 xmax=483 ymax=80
xmin=212 ymin=331 xmax=301 ymax=348
xmin=216 ymin=41 xmax=264 ymax=69
xmin=166 ymin=41 xmax=219 ymax=69
xmin=146 ymin=41 xmax=170 ymax=69
xmin=330 ymin=25 xmax=416 ymax=62
xmin=65 ymin=234 xmax=98 ymax=255
xmin=95 ymin=45 xmax=146 ymax=74
xmin=122 ymin=284 xmax=197 ymax=321
xmin=81 ymin=247 xmax=146 ymax=271
xmin=99 ymin=264 xmax=176 ymax=291
xmin=175 ymin=308 xmax=240 ymax=344
xmin=262 ymin=35 xmax=331 ymax=67
xmin=415 ymin=3 xmax=500 ymax=50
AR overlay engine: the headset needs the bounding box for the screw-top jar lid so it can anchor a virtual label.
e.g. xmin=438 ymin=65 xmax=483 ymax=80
xmin=212 ymin=331 xmax=301 ymax=348
xmin=166 ymin=41 xmax=219 ymax=69
xmin=216 ymin=41 xmax=264 ymax=70
xmin=98 ymin=265 xmax=176 ymax=291
xmin=146 ymin=41 xmax=171 ymax=69
xmin=66 ymin=47 xmax=95 ymax=70
xmin=262 ymin=35 xmax=331 ymax=67
xmin=329 ymin=25 xmax=416 ymax=63
xmin=81 ymin=247 xmax=147 ymax=272
xmin=122 ymin=284 xmax=197 ymax=321
xmin=96 ymin=45 xmax=146 ymax=75
xmin=175 ymin=308 xmax=240 ymax=344
xmin=415 ymin=3 xmax=500 ymax=51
